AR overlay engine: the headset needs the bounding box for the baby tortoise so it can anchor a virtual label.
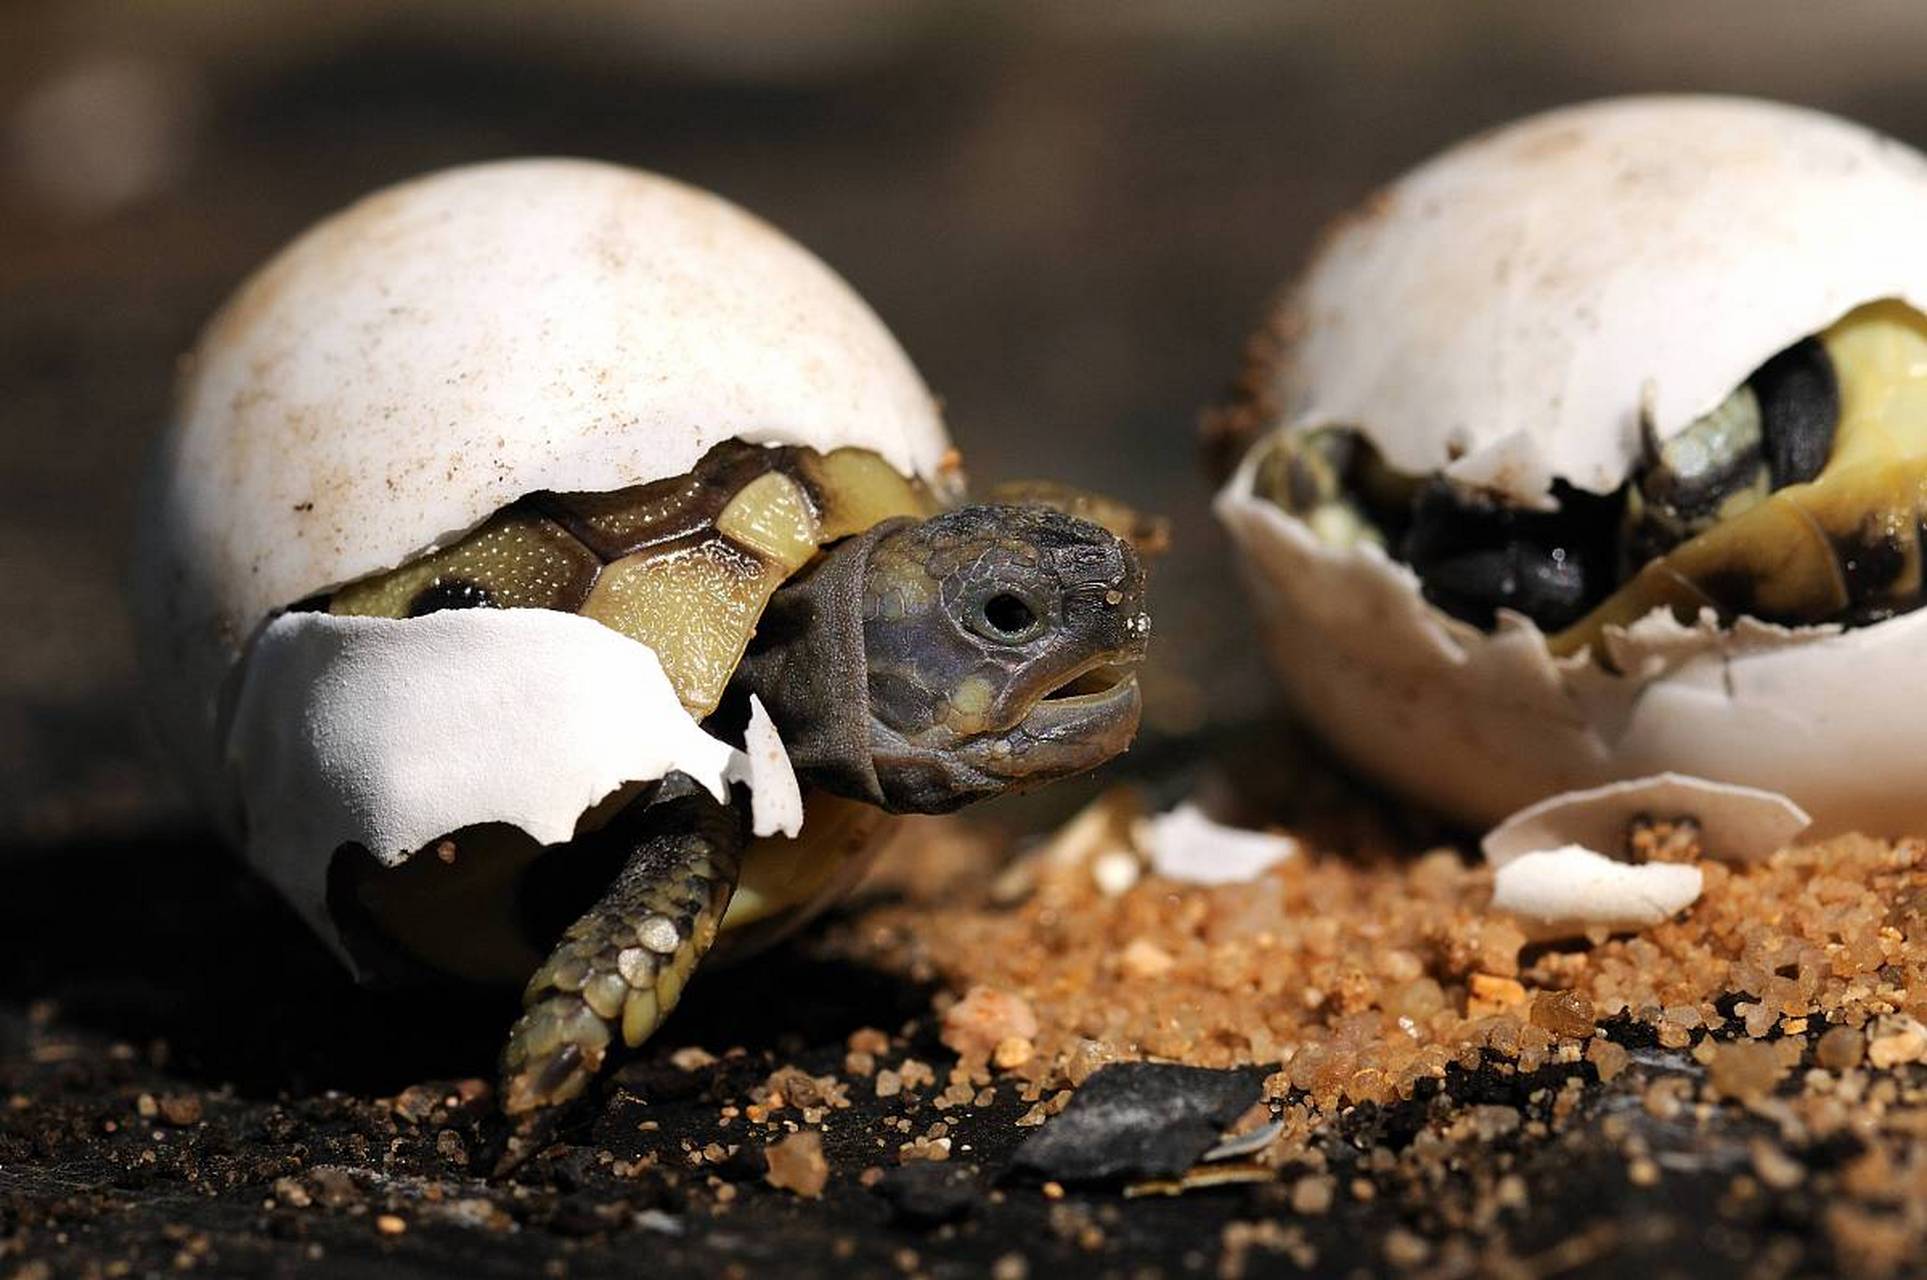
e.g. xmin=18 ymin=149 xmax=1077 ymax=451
xmin=1254 ymin=300 xmax=1927 ymax=653
xmin=325 ymin=441 xmax=1151 ymax=1167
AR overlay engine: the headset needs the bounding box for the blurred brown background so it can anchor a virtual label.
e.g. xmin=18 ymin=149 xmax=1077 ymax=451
xmin=8 ymin=0 xmax=1927 ymax=846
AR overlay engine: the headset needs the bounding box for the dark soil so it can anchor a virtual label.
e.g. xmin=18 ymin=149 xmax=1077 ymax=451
xmin=0 ymin=831 xmax=1879 ymax=1279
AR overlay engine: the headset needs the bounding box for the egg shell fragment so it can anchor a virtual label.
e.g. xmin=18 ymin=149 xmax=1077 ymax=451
xmin=1490 ymin=845 xmax=1703 ymax=940
xmin=132 ymin=157 xmax=952 ymax=830
xmin=1481 ymin=772 xmax=1809 ymax=867
xmin=1218 ymin=97 xmax=1927 ymax=837
xmin=229 ymin=608 xmax=801 ymax=961
xmin=729 ymin=695 xmax=806 ymax=842
xmin=1136 ymin=803 xmax=1299 ymax=886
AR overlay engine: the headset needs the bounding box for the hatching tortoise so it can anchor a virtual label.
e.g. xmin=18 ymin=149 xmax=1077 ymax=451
xmin=322 ymin=437 xmax=1152 ymax=1165
xmin=1251 ymin=299 xmax=1927 ymax=656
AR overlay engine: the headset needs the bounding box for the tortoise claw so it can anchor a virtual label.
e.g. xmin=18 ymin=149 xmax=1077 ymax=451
xmin=491 ymin=779 xmax=743 ymax=1175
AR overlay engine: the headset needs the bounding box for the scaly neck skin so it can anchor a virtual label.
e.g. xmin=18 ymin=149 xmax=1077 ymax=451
xmin=736 ymin=505 xmax=1149 ymax=814
xmin=732 ymin=521 xmax=891 ymax=807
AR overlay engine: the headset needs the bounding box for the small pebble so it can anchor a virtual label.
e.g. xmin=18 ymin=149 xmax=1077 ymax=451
xmin=1091 ymin=850 xmax=1141 ymax=897
xmin=993 ymin=1037 xmax=1035 ymax=1070
xmin=765 ymin=1131 xmax=829 ymax=1199
xmin=1529 ymin=990 xmax=1595 ymax=1040
xmin=942 ymin=986 xmax=1040 ymax=1062
xmin=1707 ymin=1041 xmax=1785 ymax=1102
xmin=157 ymin=1093 xmax=203 ymax=1127
xmin=1749 ymin=1139 xmax=1805 ymax=1190
xmin=1586 ymin=1037 xmax=1629 ymax=1082
xmin=1817 ymin=1025 xmax=1867 ymax=1071
xmin=1467 ymin=974 xmax=1527 ymax=1019
xmin=1867 ymin=1016 xmax=1927 ymax=1069
xmin=1289 ymin=1175 xmax=1334 ymax=1215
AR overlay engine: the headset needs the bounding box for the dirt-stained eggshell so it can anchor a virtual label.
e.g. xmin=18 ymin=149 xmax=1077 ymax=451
xmin=130 ymin=158 xmax=948 ymax=948
xmin=1217 ymin=97 xmax=1927 ymax=836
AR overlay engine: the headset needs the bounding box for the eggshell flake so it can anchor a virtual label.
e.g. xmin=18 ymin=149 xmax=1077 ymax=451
xmin=1490 ymin=846 xmax=1703 ymax=939
xmin=1219 ymin=97 xmax=1927 ymax=838
xmin=228 ymin=608 xmax=803 ymax=954
xmin=1482 ymin=773 xmax=1809 ymax=868
xmin=1136 ymin=803 xmax=1299 ymax=885
xmin=1268 ymin=95 xmax=1927 ymax=501
xmin=132 ymin=157 xmax=951 ymax=823
xmin=1217 ymin=451 xmax=1927 ymax=837
xmin=729 ymin=695 xmax=805 ymax=841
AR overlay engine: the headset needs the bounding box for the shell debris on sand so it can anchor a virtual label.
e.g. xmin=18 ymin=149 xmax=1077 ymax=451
xmin=851 ymin=801 xmax=1927 ymax=1110
xmin=1489 ymin=845 xmax=1704 ymax=939
xmin=1135 ymin=802 xmax=1299 ymax=885
xmin=836 ymin=787 xmax=1927 ymax=1266
xmin=1480 ymin=774 xmax=1815 ymax=939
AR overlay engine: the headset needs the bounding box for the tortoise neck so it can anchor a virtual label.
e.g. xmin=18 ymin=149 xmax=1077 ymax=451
xmin=733 ymin=520 xmax=907 ymax=808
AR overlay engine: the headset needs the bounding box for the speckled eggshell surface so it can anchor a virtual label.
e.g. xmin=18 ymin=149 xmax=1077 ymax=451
xmin=130 ymin=159 xmax=949 ymax=948
xmin=1217 ymin=97 xmax=1927 ymax=837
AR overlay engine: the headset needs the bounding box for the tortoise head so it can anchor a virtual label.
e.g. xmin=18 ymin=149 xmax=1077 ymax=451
xmin=860 ymin=505 xmax=1148 ymax=811
xmin=739 ymin=504 xmax=1149 ymax=814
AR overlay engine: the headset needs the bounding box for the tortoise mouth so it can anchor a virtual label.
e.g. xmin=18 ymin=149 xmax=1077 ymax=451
xmin=1011 ymin=651 xmax=1143 ymax=749
xmin=1039 ymin=658 xmax=1137 ymax=704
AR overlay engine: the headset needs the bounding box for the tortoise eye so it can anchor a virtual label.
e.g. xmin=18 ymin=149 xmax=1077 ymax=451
xmin=970 ymin=590 xmax=1043 ymax=643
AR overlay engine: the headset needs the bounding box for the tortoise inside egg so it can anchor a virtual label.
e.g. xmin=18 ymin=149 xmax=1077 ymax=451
xmin=1212 ymin=95 xmax=1927 ymax=838
xmin=1253 ymin=299 xmax=1927 ymax=661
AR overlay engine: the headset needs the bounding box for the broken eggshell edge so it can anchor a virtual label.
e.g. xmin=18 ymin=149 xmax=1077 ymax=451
xmin=131 ymin=157 xmax=954 ymax=833
xmin=1266 ymin=95 xmax=1927 ymax=503
xmin=1216 ymin=446 xmax=1927 ymax=838
xmin=229 ymin=607 xmax=803 ymax=968
xmin=1481 ymin=772 xmax=1810 ymax=867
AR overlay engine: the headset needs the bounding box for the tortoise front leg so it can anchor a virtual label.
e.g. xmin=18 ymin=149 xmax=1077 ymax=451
xmin=496 ymin=775 xmax=744 ymax=1170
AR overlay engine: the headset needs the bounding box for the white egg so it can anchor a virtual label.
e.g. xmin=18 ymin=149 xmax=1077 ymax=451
xmin=130 ymin=158 xmax=951 ymax=956
xmin=1215 ymin=96 xmax=1927 ymax=837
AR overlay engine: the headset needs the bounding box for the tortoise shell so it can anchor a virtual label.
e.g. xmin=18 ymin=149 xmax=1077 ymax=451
xmin=326 ymin=441 xmax=936 ymax=984
xmin=1551 ymin=300 xmax=1927 ymax=655
xmin=330 ymin=441 xmax=937 ymax=716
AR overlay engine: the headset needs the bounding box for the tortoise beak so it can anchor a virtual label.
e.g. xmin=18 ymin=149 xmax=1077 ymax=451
xmin=998 ymin=648 xmax=1144 ymax=779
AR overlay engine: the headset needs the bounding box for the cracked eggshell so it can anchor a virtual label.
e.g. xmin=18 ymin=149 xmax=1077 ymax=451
xmin=1217 ymin=97 xmax=1927 ymax=837
xmin=130 ymin=158 xmax=946 ymax=942
xmin=136 ymin=158 xmax=949 ymax=823
xmin=1266 ymin=95 xmax=1927 ymax=499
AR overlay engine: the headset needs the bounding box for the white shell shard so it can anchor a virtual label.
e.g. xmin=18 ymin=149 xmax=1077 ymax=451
xmin=1481 ymin=773 xmax=1810 ymax=868
xmin=133 ymin=157 xmax=951 ymax=822
xmin=1218 ymin=97 xmax=1927 ymax=838
xmin=1136 ymin=802 xmax=1300 ymax=886
xmin=1218 ymin=463 xmax=1927 ymax=836
xmin=228 ymin=608 xmax=760 ymax=949
xmin=1490 ymin=845 xmax=1703 ymax=939
xmin=730 ymin=695 xmax=805 ymax=839
xmin=1269 ymin=95 xmax=1927 ymax=499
